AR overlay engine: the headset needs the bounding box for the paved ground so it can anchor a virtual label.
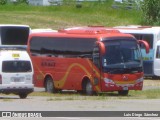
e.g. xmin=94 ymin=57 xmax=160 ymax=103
xmin=0 ymin=79 xmax=160 ymax=120
xmin=0 ymin=95 xmax=160 ymax=111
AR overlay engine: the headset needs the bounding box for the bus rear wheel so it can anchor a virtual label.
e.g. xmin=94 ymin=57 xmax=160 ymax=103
xmin=45 ymin=77 xmax=55 ymax=93
xmin=118 ymin=90 xmax=129 ymax=96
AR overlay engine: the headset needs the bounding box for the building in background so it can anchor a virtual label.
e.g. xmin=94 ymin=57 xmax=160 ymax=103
xmin=28 ymin=0 xmax=51 ymax=6
xmin=27 ymin=0 xmax=62 ymax=6
xmin=27 ymin=0 xmax=104 ymax=6
xmin=112 ymin=0 xmax=143 ymax=9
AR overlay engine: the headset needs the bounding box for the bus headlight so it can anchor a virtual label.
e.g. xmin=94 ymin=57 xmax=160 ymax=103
xmin=104 ymin=78 xmax=115 ymax=84
xmin=136 ymin=77 xmax=144 ymax=83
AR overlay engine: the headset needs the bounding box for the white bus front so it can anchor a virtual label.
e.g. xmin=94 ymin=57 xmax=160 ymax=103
xmin=114 ymin=26 xmax=160 ymax=77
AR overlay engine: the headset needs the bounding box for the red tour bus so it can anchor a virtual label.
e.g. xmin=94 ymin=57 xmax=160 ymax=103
xmin=27 ymin=26 xmax=149 ymax=95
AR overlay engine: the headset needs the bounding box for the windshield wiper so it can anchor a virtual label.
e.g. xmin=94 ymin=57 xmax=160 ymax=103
xmin=125 ymin=67 xmax=141 ymax=73
xmin=108 ymin=68 xmax=124 ymax=74
xmin=107 ymin=67 xmax=141 ymax=74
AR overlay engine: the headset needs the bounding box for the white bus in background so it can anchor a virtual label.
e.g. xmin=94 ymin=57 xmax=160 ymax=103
xmin=114 ymin=25 xmax=160 ymax=77
xmin=0 ymin=46 xmax=34 ymax=99
xmin=0 ymin=24 xmax=30 ymax=45
xmin=28 ymin=0 xmax=63 ymax=6
xmin=113 ymin=0 xmax=143 ymax=9
xmin=31 ymin=28 xmax=57 ymax=33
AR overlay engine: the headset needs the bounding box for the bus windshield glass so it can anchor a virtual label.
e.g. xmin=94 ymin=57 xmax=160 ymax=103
xmin=131 ymin=34 xmax=154 ymax=61
xmin=102 ymin=38 xmax=142 ymax=74
xmin=131 ymin=34 xmax=153 ymax=48
xmin=1 ymin=26 xmax=30 ymax=45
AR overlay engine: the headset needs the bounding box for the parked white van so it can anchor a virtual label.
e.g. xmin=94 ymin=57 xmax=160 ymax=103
xmin=0 ymin=46 xmax=34 ymax=99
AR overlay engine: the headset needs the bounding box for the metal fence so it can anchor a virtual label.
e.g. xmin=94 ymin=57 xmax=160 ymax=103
xmin=27 ymin=0 xmax=107 ymax=6
xmin=112 ymin=0 xmax=143 ymax=10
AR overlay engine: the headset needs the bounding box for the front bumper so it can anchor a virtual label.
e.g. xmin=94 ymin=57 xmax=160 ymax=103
xmin=103 ymin=77 xmax=144 ymax=91
xmin=0 ymin=84 xmax=34 ymax=94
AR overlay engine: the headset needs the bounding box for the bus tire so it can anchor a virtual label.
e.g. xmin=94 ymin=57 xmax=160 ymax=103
xmin=19 ymin=93 xmax=28 ymax=99
xmin=118 ymin=90 xmax=129 ymax=96
xmin=85 ymin=81 xmax=95 ymax=96
xmin=45 ymin=77 xmax=55 ymax=93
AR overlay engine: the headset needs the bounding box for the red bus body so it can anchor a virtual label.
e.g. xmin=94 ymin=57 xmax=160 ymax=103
xmin=27 ymin=26 xmax=149 ymax=95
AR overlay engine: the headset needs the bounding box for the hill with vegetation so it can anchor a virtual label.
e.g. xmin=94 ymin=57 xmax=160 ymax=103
xmin=0 ymin=0 xmax=143 ymax=29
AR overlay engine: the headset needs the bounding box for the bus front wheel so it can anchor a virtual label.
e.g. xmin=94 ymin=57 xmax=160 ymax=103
xmin=85 ymin=81 xmax=95 ymax=96
xmin=118 ymin=90 xmax=129 ymax=96
xmin=45 ymin=77 xmax=55 ymax=93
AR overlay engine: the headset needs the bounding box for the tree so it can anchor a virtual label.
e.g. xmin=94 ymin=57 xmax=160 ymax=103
xmin=141 ymin=0 xmax=160 ymax=25
xmin=0 ymin=0 xmax=7 ymax=5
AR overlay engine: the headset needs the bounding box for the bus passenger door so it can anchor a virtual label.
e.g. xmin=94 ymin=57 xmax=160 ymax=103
xmin=92 ymin=46 xmax=102 ymax=91
xmin=154 ymin=40 xmax=160 ymax=76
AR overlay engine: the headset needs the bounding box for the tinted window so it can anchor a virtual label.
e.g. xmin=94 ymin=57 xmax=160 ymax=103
xmin=1 ymin=26 xmax=30 ymax=45
xmin=2 ymin=61 xmax=32 ymax=72
xmin=102 ymin=38 xmax=142 ymax=74
xmin=93 ymin=46 xmax=100 ymax=68
xmin=30 ymin=37 xmax=96 ymax=57
xmin=156 ymin=46 xmax=160 ymax=58
xmin=131 ymin=34 xmax=153 ymax=48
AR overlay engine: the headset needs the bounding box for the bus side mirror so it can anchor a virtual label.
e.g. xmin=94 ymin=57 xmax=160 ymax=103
xmin=96 ymin=41 xmax=105 ymax=55
xmin=138 ymin=40 xmax=150 ymax=54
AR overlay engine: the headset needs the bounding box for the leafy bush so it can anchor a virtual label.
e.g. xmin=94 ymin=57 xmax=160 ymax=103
xmin=0 ymin=0 xmax=7 ymax=5
xmin=11 ymin=0 xmax=28 ymax=4
xmin=17 ymin=0 xmax=28 ymax=4
xmin=0 ymin=0 xmax=28 ymax=5
xmin=141 ymin=0 xmax=160 ymax=25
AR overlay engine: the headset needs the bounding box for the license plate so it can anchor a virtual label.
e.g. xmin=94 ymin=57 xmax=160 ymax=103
xmin=11 ymin=77 xmax=23 ymax=82
xmin=123 ymin=86 xmax=128 ymax=90
xmin=14 ymin=78 xmax=21 ymax=82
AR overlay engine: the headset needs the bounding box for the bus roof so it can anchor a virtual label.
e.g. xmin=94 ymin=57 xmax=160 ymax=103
xmin=29 ymin=26 xmax=135 ymax=40
xmin=31 ymin=29 xmax=57 ymax=33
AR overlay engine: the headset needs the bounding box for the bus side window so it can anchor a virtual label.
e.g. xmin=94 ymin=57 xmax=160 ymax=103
xmin=156 ymin=46 xmax=160 ymax=58
xmin=93 ymin=46 xmax=100 ymax=69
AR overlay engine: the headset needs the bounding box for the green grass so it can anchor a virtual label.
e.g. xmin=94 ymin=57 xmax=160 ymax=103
xmin=0 ymin=0 xmax=142 ymax=29
xmin=0 ymin=89 xmax=159 ymax=100
xmin=129 ymin=89 xmax=160 ymax=99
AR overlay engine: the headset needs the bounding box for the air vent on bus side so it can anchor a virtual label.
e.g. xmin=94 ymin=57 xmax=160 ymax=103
xmin=58 ymin=27 xmax=120 ymax=35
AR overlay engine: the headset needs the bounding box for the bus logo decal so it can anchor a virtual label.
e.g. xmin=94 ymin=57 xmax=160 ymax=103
xmin=123 ymin=75 xmax=128 ymax=81
xmin=41 ymin=60 xmax=55 ymax=67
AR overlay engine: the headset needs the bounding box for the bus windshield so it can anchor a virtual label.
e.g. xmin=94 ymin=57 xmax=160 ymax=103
xmin=102 ymin=38 xmax=143 ymax=74
xmin=131 ymin=34 xmax=153 ymax=48
xmin=1 ymin=26 xmax=30 ymax=45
